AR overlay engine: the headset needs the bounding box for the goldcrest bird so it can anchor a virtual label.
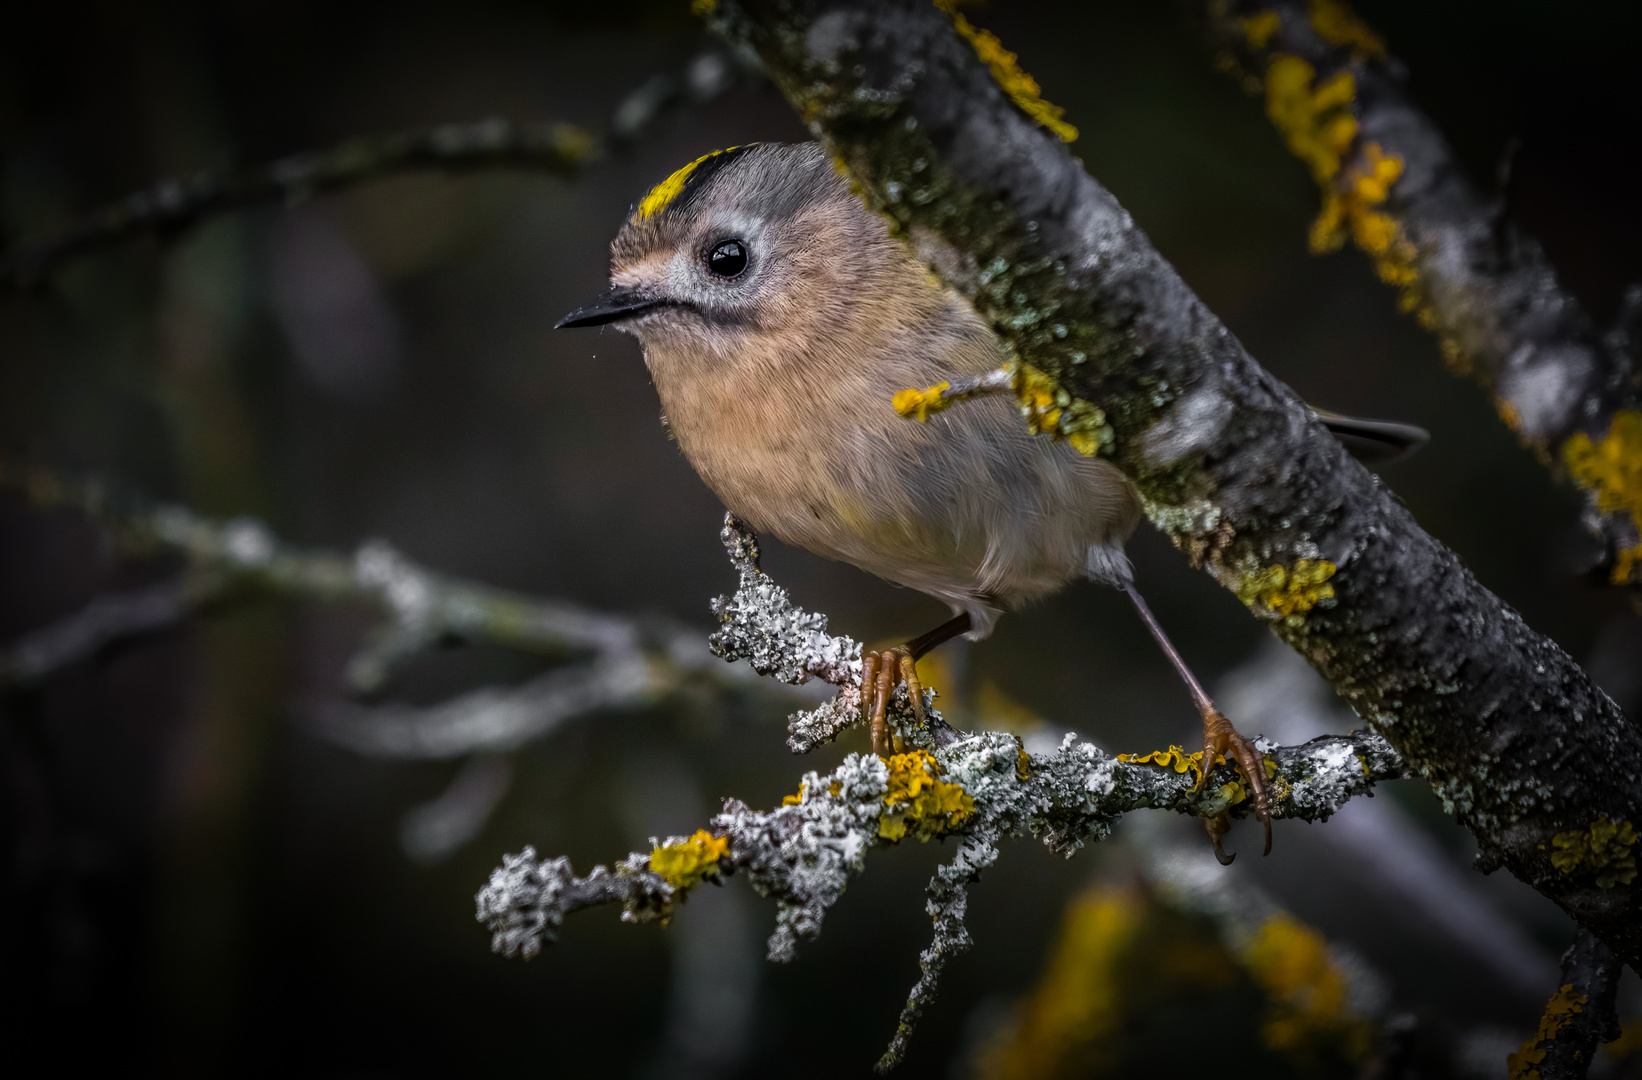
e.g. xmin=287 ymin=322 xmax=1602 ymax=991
xmin=558 ymin=142 xmax=1424 ymax=861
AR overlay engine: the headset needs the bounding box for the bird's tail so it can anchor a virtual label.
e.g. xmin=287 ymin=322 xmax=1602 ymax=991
xmin=1312 ymin=407 xmax=1430 ymax=464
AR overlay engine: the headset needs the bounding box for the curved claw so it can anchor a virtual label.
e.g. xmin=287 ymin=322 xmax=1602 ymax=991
xmin=1201 ymin=707 xmax=1273 ymax=860
xmin=1206 ymin=813 xmax=1235 ymax=865
xmin=861 ymin=644 xmax=925 ymax=756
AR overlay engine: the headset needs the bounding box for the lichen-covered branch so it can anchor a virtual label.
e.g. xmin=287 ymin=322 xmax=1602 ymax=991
xmin=1201 ymin=0 xmax=1642 ymax=585
xmin=1508 ymin=929 xmax=1623 ymax=1080
xmin=479 ymin=730 xmax=1402 ymax=1070
xmin=0 ymin=458 xmax=631 ymax=681
xmin=0 ymin=48 xmax=756 ymax=293
xmin=700 ymin=0 xmax=1642 ymax=963
xmin=479 ymin=516 xmax=1407 ymax=1071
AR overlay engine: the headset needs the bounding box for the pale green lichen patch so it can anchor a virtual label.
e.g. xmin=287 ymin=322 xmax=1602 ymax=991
xmin=1548 ymin=817 xmax=1637 ymax=889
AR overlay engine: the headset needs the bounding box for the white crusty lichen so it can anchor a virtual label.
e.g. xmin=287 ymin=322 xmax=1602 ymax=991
xmin=708 ymin=514 xmax=943 ymax=753
xmin=476 ymin=516 xmax=1409 ymax=1073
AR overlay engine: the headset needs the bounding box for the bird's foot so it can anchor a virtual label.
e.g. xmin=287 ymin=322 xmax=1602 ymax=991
xmin=861 ymin=644 xmax=925 ymax=757
xmin=1194 ymin=706 xmax=1272 ymax=864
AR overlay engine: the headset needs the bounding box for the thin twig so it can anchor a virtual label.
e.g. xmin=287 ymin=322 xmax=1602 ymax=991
xmin=0 ymin=47 xmax=759 ymax=293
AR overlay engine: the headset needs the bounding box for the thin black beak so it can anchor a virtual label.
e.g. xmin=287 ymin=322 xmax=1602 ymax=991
xmin=555 ymin=287 xmax=668 ymax=329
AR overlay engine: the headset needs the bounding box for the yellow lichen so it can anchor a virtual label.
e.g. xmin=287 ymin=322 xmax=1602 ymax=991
xmin=1241 ymin=913 xmax=1373 ymax=1063
xmin=878 ymin=749 xmax=974 ymax=841
xmin=1117 ymin=745 xmax=1226 ymax=781
xmin=893 ymin=381 xmax=954 ymax=421
xmin=1240 ymin=10 xmax=1282 ymax=49
xmin=1305 ymin=0 xmax=1386 ymax=59
xmin=1263 ymin=48 xmax=1428 ymax=320
xmin=689 ymin=0 xmax=717 ymax=14
xmin=649 ymin=829 xmax=730 ymax=890
xmin=935 ymin=0 xmax=1078 ymax=142
xmin=635 ymin=146 xmax=744 ymax=221
xmin=1014 ymin=364 xmax=1112 ymax=457
xmin=1562 ymin=410 xmax=1642 ymax=584
xmin=1508 ymin=983 xmax=1589 ymax=1080
xmin=1310 ymin=141 xmax=1420 ymax=301
xmin=973 ymin=888 xmax=1147 ymax=1079
xmin=1236 ymin=558 xmax=1337 ymax=619
xmin=1549 ymin=817 xmax=1637 ymax=889
xmin=1265 ymin=55 xmax=1357 ymax=183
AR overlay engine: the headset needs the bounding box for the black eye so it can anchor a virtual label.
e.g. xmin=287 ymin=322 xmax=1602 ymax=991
xmin=706 ymin=239 xmax=748 ymax=278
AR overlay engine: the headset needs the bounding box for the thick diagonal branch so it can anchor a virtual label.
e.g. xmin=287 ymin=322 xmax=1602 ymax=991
xmin=1202 ymin=0 xmax=1642 ymax=585
xmin=703 ymin=0 xmax=1642 ymax=960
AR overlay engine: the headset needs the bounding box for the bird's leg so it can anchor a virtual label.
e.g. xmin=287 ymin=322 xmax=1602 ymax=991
xmin=862 ymin=612 xmax=972 ymax=756
xmin=1121 ymin=583 xmax=1272 ymax=861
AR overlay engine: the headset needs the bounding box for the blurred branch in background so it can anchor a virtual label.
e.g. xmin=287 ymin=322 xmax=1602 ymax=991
xmin=1201 ymin=0 xmax=1642 ymax=588
xmin=0 ymin=455 xmax=815 ymax=748
xmin=970 ymin=834 xmax=1394 ymax=1079
xmin=0 ymin=47 xmax=761 ymax=294
xmin=955 ymin=643 xmax=1568 ymax=1077
xmin=1218 ymin=641 xmax=1560 ymax=1004
xmin=477 ymin=516 xmax=1409 ymax=1074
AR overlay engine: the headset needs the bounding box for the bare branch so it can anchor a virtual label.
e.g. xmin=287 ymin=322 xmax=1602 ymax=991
xmin=0 ymin=47 xmax=758 ymax=293
xmin=314 ymin=652 xmax=662 ymax=759
xmin=1201 ymin=0 xmax=1642 ymax=585
xmin=0 ymin=463 xmax=814 ymax=761
xmin=0 ymin=576 xmax=203 ymax=685
xmin=702 ymin=0 xmax=1642 ymax=963
xmin=0 ymin=458 xmax=636 ymax=677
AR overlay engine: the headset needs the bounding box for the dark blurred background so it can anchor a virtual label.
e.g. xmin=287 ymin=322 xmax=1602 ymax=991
xmin=2 ymin=1 xmax=1640 ymax=1076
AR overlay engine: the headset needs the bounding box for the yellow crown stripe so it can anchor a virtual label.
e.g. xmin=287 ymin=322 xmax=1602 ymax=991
xmin=635 ymin=145 xmax=744 ymax=221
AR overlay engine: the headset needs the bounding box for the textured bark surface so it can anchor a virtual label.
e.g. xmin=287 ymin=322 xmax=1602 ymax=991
xmin=1203 ymin=0 xmax=1642 ymax=586
xmin=705 ymin=0 xmax=1642 ymax=960
xmin=1511 ymin=928 xmax=1622 ymax=1080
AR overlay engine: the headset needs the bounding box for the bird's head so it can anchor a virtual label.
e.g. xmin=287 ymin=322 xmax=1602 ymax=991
xmin=557 ymin=142 xmax=918 ymax=368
